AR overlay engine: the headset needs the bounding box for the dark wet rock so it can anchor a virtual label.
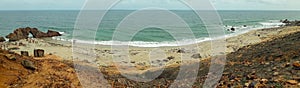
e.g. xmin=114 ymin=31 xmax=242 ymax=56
xmin=167 ymin=56 xmax=175 ymax=60
xmin=191 ymin=53 xmax=201 ymax=59
xmin=230 ymin=27 xmax=235 ymax=31
xmin=6 ymin=27 xmax=61 ymax=41
xmin=21 ymin=51 xmax=29 ymax=56
xmin=177 ymin=49 xmax=185 ymax=53
xmin=130 ymin=61 xmax=135 ymax=64
xmin=21 ymin=60 xmax=36 ymax=70
xmin=163 ymin=59 xmax=168 ymax=62
xmin=281 ymin=19 xmax=290 ymax=23
xmin=281 ymin=19 xmax=300 ymax=26
xmin=0 ymin=37 xmax=5 ymax=42
xmin=46 ymin=30 xmax=61 ymax=37
xmin=34 ymin=49 xmax=44 ymax=57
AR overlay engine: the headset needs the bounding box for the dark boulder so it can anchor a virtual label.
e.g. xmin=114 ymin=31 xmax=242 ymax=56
xmin=21 ymin=51 xmax=29 ymax=56
xmin=230 ymin=27 xmax=235 ymax=31
xmin=281 ymin=19 xmax=300 ymax=26
xmin=191 ymin=53 xmax=202 ymax=59
xmin=34 ymin=49 xmax=44 ymax=57
xmin=21 ymin=60 xmax=36 ymax=70
xmin=6 ymin=27 xmax=62 ymax=41
xmin=47 ymin=30 xmax=61 ymax=37
xmin=0 ymin=37 xmax=5 ymax=42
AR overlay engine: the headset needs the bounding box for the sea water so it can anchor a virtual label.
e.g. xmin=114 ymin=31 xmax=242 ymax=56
xmin=0 ymin=10 xmax=299 ymax=47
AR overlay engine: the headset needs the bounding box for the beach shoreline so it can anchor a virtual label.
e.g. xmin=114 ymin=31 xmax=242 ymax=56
xmin=1 ymin=26 xmax=300 ymax=87
xmin=2 ymin=26 xmax=299 ymax=67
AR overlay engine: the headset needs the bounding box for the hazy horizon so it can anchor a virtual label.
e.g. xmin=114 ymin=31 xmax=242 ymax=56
xmin=0 ymin=0 xmax=300 ymax=10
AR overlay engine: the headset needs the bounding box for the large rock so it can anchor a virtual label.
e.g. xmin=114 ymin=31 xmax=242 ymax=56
xmin=191 ymin=53 xmax=202 ymax=59
xmin=0 ymin=37 xmax=5 ymax=42
xmin=281 ymin=19 xmax=300 ymax=26
xmin=6 ymin=27 xmax=61 ymax=41
xmin=47 ymin=30 xmax=61 ymax=37
xmin=21 ymin=60 xmax=36 ymax=70
xmin=34 ymin=49 xmax=44 ymax=57
xmin=21 ymin=51 xmax=29 ymax=56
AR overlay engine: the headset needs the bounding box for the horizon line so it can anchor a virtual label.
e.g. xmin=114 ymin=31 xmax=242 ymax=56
xmin=1 ymin=9 xmax=300 ymax=11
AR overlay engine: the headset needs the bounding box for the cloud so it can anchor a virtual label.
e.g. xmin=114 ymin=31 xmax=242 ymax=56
xmin=0 ymin=0 xmax=299 ymax=10
xmin=213 ymin=0 xmax=300 ymax=10
xmin=0 ymin=0 xmax=85 ymax=10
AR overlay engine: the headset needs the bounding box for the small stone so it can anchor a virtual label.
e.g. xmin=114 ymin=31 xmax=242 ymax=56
xmin=273 ymin=72 xmax=279 ymax=76
xmin=244 ymin=83 xmax=249 ymax=87
xmin=293 ymin=62 xmax=300 ymax=70
xmin=265 ymin=62 xmax=270 ymax=65
xmin=287 ymin=80 xmax=298 ymax=85
xmin=249 ymin=82 xmax=256 ymax=88
xmin=163 ymin=59 xmax=169 ymax=62
xmin=255 ymin=83 xmax=266 ymax=88
xmin=167 ymin=56 xmax=175 ymax=60
xmin=130 ymin=61 xmax=135 ymax=63
xmin=261 ymin=79 xmax=268 ymax=83
xmin=177 ymin=49 xmax=185 ymax=53
xmin=191 ymin=53 xmax=201 ymax=59
xmin=285 ymin=63 xmax=291 ymax=67
xmin=66 ymin=69 xmax=74 ymax=73
xmin=272 ymin=67 xmax=277 ymax=71
xmin=292 ymin=76 xmax=300 ymax=80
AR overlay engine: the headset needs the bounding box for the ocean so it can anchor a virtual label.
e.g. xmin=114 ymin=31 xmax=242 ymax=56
xmin=0 ymin=10 xmax=300 ymax=47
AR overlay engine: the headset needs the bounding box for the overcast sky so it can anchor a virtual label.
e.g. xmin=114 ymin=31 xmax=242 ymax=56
xmin=0 ymin=0 xmax=299 ymax=10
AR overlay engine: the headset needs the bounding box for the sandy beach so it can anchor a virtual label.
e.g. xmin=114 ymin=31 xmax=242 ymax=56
xmin=4 ymin=26 xmax=300 ymax=66
xmin=1 ymin=26 xmax=300 ymax=87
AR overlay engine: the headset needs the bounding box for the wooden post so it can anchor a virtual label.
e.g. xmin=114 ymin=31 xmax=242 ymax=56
xmin=34 ymin=49 xmax=44 ymax=57
xmin=21 ymin=51 xmax=29 ymax=56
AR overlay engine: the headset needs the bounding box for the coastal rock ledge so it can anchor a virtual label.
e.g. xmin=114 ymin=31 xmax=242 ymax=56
xmin=6 ymin=27 xmax=61 ymax=41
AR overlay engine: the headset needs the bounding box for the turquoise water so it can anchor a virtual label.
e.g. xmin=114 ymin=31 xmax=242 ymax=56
xmin=0 ymin=10 xmax=300 ymax=46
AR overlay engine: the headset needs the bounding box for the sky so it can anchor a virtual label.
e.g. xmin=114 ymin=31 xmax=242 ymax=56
xmin=0 ymin=0 xmax=299 ymax=10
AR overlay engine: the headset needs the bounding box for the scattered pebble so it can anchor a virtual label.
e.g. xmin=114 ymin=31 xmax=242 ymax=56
xmin=287 ymin=80 xmax=298 ymax=85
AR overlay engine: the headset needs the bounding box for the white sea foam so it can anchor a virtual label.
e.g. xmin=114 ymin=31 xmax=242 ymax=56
xmin=51 ymin=20 xmax=284 ymax=47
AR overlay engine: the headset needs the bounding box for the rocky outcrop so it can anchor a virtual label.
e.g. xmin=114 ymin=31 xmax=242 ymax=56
xmin=281 ymin=19 xmax=300 ymax=26
xmin=0 ymin=37 xmax=5 ymax=42
xmin=6 ymin=27 xmax=61 ymax=41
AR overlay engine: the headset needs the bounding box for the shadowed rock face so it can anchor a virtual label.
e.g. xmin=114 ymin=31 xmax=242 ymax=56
xmin=6 ymin=27 xmax=61 ymax=41
xmin=281 ymin=19 xmax=300 ymax=26
xmin=0 ymin=37 xmax=5 ymax=42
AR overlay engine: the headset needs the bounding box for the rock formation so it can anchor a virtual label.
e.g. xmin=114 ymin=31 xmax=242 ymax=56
xmin=281 ymin=19 xmax=300 ymax=26
xmin=21 ymin=60 xmax=36 ymax=70
xmin=0 ymin=37 xmax=5 ymax=42
xmin=6 ymin=27 xmax=61 ymax=41
xmin=21 ymin=51 xmax=29 ymax=56
xmin=34 ymin=49 xmax=44 ymax=57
